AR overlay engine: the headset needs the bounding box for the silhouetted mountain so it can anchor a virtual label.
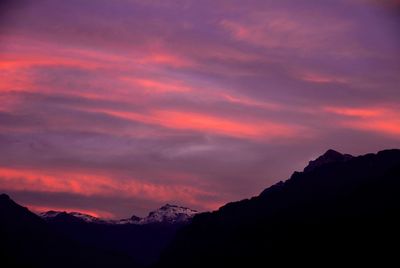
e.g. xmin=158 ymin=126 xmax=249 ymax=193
xmin=1 ymin=196 xmax=196 ymax=267
xmin=40 ymin=210 xmax=109 ymax=224
xmin=3 ymin=149 xmax=400 ymax=267
xmin=304 ymin=149 xmax=353 ymax=172
xmin=156 ymin=149 xmax=400 ymax=267
xmin=36 ymin=203 xmax=196 ymax=266
xmin=39 ymin=203 xmax=198 ymax=225
xmin=0 ymin=194 xmax=137 ymax=268
xmin=43 ymin=215 xmax=185 ymax=267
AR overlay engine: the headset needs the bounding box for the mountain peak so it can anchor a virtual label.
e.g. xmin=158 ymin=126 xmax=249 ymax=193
xmin=39 ymin=210 xmax=105 ymax=223
xmin=304 ymin=149 xmax=353 ymax=172
xmin=38 ymin=205 xmax=198 ymax=225
xmin=105 ymin=204 xmax=198 ymax=225
xmin=323 ymin=149 xmax=342 ymax=156
xmin=142 ymin=204 xmax=198 ymax=224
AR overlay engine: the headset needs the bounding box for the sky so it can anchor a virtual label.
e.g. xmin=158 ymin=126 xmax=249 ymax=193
xmin=0 ymin=0 xmax=399 ymax=218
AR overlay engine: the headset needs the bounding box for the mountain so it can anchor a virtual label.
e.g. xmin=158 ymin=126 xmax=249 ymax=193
xmin=140 ymin=204 xmax=198 ymax=224
xmin=39 ymin=204 xmax=198 ymax=225
xmin=155 ymin=149 xmax=400 ymax=267
xmin=304 ymin=149 xmax=353 ymax=172
xmin=39 ymin=210 xmax=108 ymax=224
xmin=37 ymin=204 xmax=197 ymax=266
xmin=110 ymin=214 xmax=142 ymax=225
xmin=3 ymin=148 xmax=400 ymax=267
xmin=1 ymin=196 xmax=193 ymax=267
xmin=0 ymin=194 xmax=137 ymax=268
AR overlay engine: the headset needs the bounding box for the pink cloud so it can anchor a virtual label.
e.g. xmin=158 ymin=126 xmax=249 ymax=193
xmin=324 ymin=106 xmax=400 ymax=137
xmin=299 ymin=71 xmax=349 ymax=84
xmin=121 ymin=77 xmax=192 ymax=94
xmin=220 ymin=93 xmax=282 ymax=110
xmin=138 ymin=52 xmax=195 ymax=68
xmin=0 ymin=167 xmax=222 ymax=213
xmin=151 ymin=110 xmax=301 ymax=140
xmin=80 ymin=106 xmax=304 ymax=141
xmin=220 ymin=11 xmax=352 ymax=52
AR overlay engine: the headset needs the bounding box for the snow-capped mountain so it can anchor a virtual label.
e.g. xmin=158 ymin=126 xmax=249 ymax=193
xmin=38 ymin=204 xmax=198 ymax=225
xmin=39 ymin=210 xmax=106 ymax=224
xmin=39 ymin=210 xmax=62 ymax=219
xmin=139 ymin=204 xmax=198 ymax=224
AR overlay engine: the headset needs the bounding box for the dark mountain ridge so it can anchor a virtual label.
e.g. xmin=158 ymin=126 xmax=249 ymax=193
xmin=2 ymin=149 xmax=400 ymax=267
xmin=156 ymin=149 xmax=400 ymax=267
xmin=0 ymin=196 xmax=197 ymax=267
xmin=35 ymin=204 xmax=198 ymax=266
xmin=39 ymin=203 xmax=197 ymax=225
xmin=303 ymin=149 xmax=353 ymax=172
xmin=0 ymin=194 xmax=137 ymax=268
xmin=42 ymin=213 xmax=184 ymax=267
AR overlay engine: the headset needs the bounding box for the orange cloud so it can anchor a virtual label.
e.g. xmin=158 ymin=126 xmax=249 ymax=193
xmin=324 ymin=107 xmax=384 ymax=117
xmin=0 ymin=167 xmax=220 ymax=211
xmin=220 ymin=93 xmax=282 ymax=110
xmin=324 ymin=106 xmax=400 ymax=136
xmin=82 ymin=107 xmax=302 ymax=141
xmin=152 ymin=110 xmax=295 ymax=139
xmin=0 ymin=49 xmax=108 ymax=94
xmin=139 ymin=52 xmax=194 ymax=68
xmin=300 ymin=72 xmax=348 ymax=84
xmin=0 ymin=54 xmax=102 ymax=71
xmin=345 ymin=119 xmax=400 ymax=136
xmin=121 ymin=77 xmax=192 ymax=93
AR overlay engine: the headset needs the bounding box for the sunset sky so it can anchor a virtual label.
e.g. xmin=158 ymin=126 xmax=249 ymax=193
xmin=0 ymin=0 xmax=399 ymax=218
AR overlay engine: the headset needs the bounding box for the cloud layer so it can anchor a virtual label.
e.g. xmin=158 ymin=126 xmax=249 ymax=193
xmin=1 ymin=0 xmax=399 ymax=217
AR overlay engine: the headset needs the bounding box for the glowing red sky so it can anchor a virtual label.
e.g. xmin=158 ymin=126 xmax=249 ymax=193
xmin=1 ymin=0 xmax=399 ymax=218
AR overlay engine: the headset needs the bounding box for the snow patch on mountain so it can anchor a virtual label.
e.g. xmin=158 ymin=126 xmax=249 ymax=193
xmin=140 ymin=204 xmax=198 ymax=224
xmin=39 ymin=210 xmax=105 ymax=223
xmin=38 ymin=204 xmax=198 ymax=225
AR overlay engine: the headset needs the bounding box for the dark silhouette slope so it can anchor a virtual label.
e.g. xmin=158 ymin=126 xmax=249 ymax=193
xmin=0 ymin=194 xmax=137 ymax=268
xmin=156 ymin=149 xmax=400 ymax=267
xmin=44 ymin=214 xmax=183 ymax=267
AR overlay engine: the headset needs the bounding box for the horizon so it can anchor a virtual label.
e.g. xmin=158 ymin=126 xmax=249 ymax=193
xmin=1 ymin=0 xmax=400 ymax=218
xmin=4 ymin=147 xmax=398 ymax=219
xmin=29 ymin=199 xmax=200 ymax=219
xmin=2 ymin=147 xmax=399 ymax=219
xmin=7 ymin=147 xmax=396 ymax=219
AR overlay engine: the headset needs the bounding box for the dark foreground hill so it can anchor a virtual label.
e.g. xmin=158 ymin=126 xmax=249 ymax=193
xmin=0 ymin=194 xmax=137 ymax=268
xmin=0 ymin=195 xmax=193 ymax=267
xmin=155 ymin=149 xmax=400 ymax=267
xmin=41 ymin=213 xmax=184 ymax=267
